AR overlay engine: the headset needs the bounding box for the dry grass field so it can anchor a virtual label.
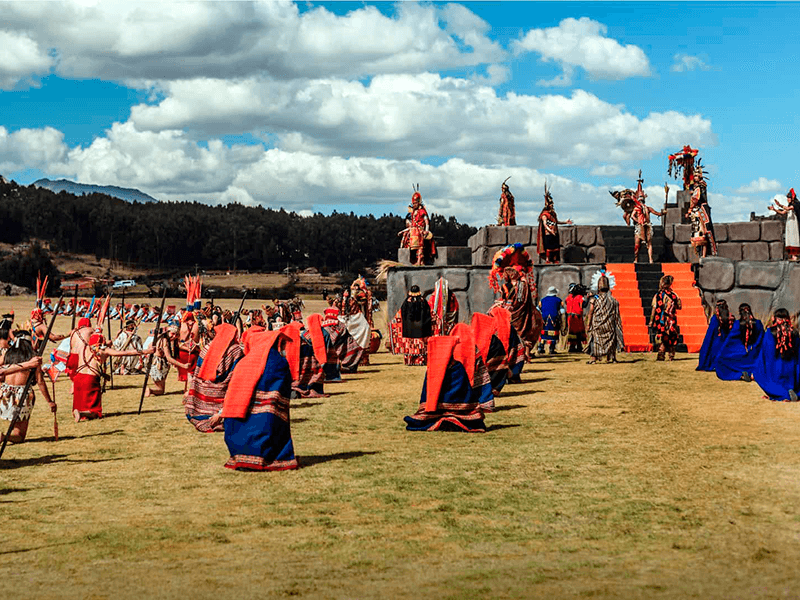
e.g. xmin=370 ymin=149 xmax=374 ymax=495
xmin=2 ymin=295 xmax=800 ymax=599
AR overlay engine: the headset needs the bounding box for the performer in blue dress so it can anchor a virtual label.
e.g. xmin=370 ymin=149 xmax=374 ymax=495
xmin=714 ymin=303 xmax=764 ymax=381
xmin=753 ymin=309 xmax=800 ymax=402
xmin=697 ymin=300 xmax=734 ymax=371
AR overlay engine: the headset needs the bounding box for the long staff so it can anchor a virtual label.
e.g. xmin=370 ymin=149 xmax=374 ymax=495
xmin=137 ymin=289 xmax=168 ymax=415
xmin=120 ymin=288 xmax=126 ymax=333
xmin=0 ymin=296 xmax=63 ymax=460
xmin=70 ymin=284 xmax=79 ymax=330
xmin=230 ymin=291 xmax=248 ymax=325
xmin=105 ymin=306 xmax=115 ymax=391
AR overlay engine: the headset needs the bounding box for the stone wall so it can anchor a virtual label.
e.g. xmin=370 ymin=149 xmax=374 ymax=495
xmin=665 ymin=221 xmax=785 ymax=262
xmin=468 ymin=225 xmax=608 ymax=265
xmin=696 ymin=258 xmax=800 ymax=319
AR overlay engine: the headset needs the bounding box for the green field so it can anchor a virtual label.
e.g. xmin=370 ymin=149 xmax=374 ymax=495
xmin=2 ymin=297 xmax=800 ymax=599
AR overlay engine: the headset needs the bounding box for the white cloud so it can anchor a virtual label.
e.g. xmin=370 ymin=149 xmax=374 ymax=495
xmin=0 ymin=126 xmax=67 ymax=171
xmin=671 ymin=54 xmax=710 ymax=73
xmin=735 ymin=177 xmax=782 ymax=194
xmin=129 ymin=74 xmax=712 ymax=167
xmin=591 ymin=164 xmax=623 ymax=177
xmin=0 ymin=30 xmax=54 ymax=89
xmin=514 ymin=18 xmax=651 ymax=85
xmin=3 ymin=1 xmax=504 ymax=83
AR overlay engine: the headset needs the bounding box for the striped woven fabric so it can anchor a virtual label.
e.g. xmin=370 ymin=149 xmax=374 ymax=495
xmin=184 ymin=340 xmax=244 ymax=432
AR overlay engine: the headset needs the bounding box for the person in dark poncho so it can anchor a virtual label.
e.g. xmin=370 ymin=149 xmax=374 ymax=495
xmin=714 ymin=303 xmax=764 ymax=382
xmin=697 ymin=300 xmax=734 ymax=371
xmin=754 ymin=309 xmax=800 ymax=402
xmin=388 ymin=286 xmax=433 ymax=366
xmin=650 ymin=275 xmax=682 ymax=361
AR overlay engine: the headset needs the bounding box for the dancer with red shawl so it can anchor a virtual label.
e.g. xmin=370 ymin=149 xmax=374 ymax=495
xmin=471 ymin=312 xmax=510 ymax=397
xmin=536 ymin=182 xmax=572 ymax=264
xmin=221 ymin=328 xmax=299 ymax=470
xmin=650 ymin=275 xmax=682 ymax=361
xmin=400 ymin=186 xmax=436 ymax=266
xmin=184 ymin=322 xmax=243 ymax=432
xmin=754 ymin=309 xmax=800 ymax=402
xmin=404 ymin=323 xmax=493 ymax=432
xmin=488 ymin=306 xmax=526 ymax=384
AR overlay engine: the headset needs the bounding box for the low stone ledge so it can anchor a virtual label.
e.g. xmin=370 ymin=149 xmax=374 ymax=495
xmin=736 ymin=261 xmax=784 ymax=289
xmin=697 ymin=257 xmax=735 ymax=292
xmin=727 ymin=221 xmax=761 ymax=242
xmin=433 ymin=246 xmax=471 ymax=267
xmin=506 ymin=226 xmax=532 ymax=245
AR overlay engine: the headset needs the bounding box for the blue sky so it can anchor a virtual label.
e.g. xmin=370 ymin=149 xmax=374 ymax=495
xmin=1 ymin=1 xmax=798 ymax=225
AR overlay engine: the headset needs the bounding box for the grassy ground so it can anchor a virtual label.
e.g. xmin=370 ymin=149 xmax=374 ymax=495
xmin=2 ymin=296 xmax=800 ymax=599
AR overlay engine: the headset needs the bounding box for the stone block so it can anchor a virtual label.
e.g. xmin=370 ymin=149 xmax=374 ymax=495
xmin=770 ymin=241 xmax=785 ymax=261
xmin=687 ymin=248 xmax=700 ymax=264
xmin=386 ymin=270 xmax=407 ymax=318
xmin=525 ymin=246 xmax=540 ymax=264
xmin=441 ymin=268 xmax=469 ymax=291
xmin=663 ymin=207 xmax=684 ymax=230
xmin=587 ymin=246 xmax=606 ymax=263
xmin=472 ymin=247 xmax=493 ymax=266
xmin=664 ymin=224 xmax=675 ymax=242
xmin=736 ymin=261 xmax=784 ymax=289
xmin=772 ymin=263 xmax=800 ymax=316
xmin=595 ymin=227 xmax=604 ymax=246
xmin=397 ymin=248 xmax=411 ymax=264
xmin=581 ymin=265 xmax=602 ymax=290
xmin=453 ymin=291 xmax=470 ymax=322
xmin=560 ymin=226 xmax=576 ymax=246
xmin=674 ymin=224 xmax=692 ymax=244
xmin=696 ymin=257 xmax=735 ymax=292
xmin=469 ymin=270 xmax=498 ymax=315
xmin=715 ymin=243 xmax=742 ymax=261
xmin=713 ymin=223 xmax=728 ymax=243
xmin=761 ymin=220 xmax=784 ymax=243
xmin=676 ymin=189 xmax=691 ymax=208
xmin=741 ymin=242 xmax=770 ymax=262
xmin=538 ymin=266 xmax=581 ymax=299
xmin=485 ymin=226 xmax=507 ymax=246
xmin=575 ymin=226 xmax=596 ymax=247
xmin=561 ymin=244 xmax=586 ymax=264
xmin=433 ymin=246 xmax=471 ymax=267
xmin=506 ymin=226 xmax=532 ymax=245
xmin=671 ymin=243 xmax=689 ymax=263
xmin=717 ymin=288 xmax=775 ymax=322
xmin=406 ymin=269 xmax=442 ymax=298
xmin=727 ymin=222 xmax=761 ymax=242
xmin=469 ymin=228 xmax=488 ymax=251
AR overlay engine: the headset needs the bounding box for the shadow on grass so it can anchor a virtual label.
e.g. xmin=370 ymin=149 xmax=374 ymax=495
xmin=22 ymin=429 xmax=125 ymax=444
xmin=497 ymin=389 xmax=541 ymax=399
xmin=103 ymin=409 xmax=168 ymax=418
xmin=0 ymin=487 xmax=28 ymax=495
xmin=492 ymin=404 xmax=527 ymax=412
xmin=486 ymin=424 xmax=522 ymax=432
xmin=298 ymin=450 xmax=379 ymax=468
xmin=0 ymin=540 xmax=80 ymax=556
xmin=293 ymin=401 xmax=323 ymax=409
xmin=0 ymin=454 xmax=129 ymax=470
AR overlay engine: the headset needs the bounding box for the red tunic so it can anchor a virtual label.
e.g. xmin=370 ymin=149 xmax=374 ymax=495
xmin=72 ymin=373 xmax=103 ymax=418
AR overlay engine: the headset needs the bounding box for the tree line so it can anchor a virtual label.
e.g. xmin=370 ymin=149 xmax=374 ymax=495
xmin=0 ymin=178 xmax=477 ymax=277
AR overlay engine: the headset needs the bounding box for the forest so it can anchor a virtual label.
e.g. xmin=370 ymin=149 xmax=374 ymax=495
xmin=0 ymin=178 xmax=476 ymax=279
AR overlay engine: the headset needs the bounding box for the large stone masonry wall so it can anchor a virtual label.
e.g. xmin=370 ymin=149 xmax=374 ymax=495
xmin=468 ymin=225 xmax=607 ymax=265
xmin=665 ymin=220 xmax=785 ymax=262
xmin=386 ymin=259 xmax=800 ymax=326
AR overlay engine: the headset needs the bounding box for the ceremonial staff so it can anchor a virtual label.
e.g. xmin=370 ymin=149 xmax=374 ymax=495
xmin=120 ymin=288 xmax=126 ymax=333
xmin=105 ymin=297 xmax=114 ymax=391
xmin=71 ymin=284 xmax=79 ymax=330
xmin=0 ymin=295 xmax=63 ymax=460
xmin=230 ymin=291 xmax=248 ymax=326
xmin=137 ymin=288 xmax=168 ymax=415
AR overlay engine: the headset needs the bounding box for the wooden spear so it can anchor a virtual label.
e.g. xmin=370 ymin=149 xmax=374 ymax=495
xmin=137 ymin=288 xmax=168 ymax=415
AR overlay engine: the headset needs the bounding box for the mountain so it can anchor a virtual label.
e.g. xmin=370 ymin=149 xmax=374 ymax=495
xmin=33 ymin=178 xmax=158 ymax=203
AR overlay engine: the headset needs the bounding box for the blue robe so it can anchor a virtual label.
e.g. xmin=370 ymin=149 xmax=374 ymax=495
xmin=714 ymin=320 xmax=764 ymax=381
xmin=753 ymin=329 xmax=800 ymax=401
xmin=696 ymin=315 xmax=732 ymax=371
xmin=540 ymin=296 xmax=562 ymax=343
xmin=223 ymin=347 xmax=298 ymax=470
xmin=404 ymin=359 xmax=492 ymax=432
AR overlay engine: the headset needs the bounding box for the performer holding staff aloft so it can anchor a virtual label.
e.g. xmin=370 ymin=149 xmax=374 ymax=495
xmin=768 ymin=188 xmax=800 ymax=261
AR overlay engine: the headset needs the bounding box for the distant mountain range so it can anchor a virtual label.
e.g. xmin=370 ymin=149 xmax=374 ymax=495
xmin=33 ymin=178 xmax=158 ymax=203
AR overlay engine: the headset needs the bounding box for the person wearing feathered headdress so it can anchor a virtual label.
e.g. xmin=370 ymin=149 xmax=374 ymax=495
xmin=686 ymin=164 xmax=717 ymax=257
xmin=753 ymin=308 xmax=800 ymax=402
xmin=399 ymin=186 xmax=436 ymax=266
xmin=497 ymin=177 xmax=516 ymax=226
xmin=536 ymin=182 xmax=572 ymax=264
xmin=768 ymin=188 xmax=800 ymax=261
xmin=619 ymin=172 xmax=665 ymax=263
xmin=585 ymin=271 xmax=624 ymax=364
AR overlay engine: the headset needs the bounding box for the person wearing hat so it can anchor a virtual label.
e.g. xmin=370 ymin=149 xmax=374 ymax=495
xmin=538 ymin=286 xmax=564 ymax=355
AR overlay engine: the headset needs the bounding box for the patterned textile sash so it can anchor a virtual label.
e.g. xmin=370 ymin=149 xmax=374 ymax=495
xmin=0 ymin=383 xmax=34 ymax=422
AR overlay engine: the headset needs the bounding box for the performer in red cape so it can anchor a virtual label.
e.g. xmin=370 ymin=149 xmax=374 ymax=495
xmin=221 ymin=328 xmax=300 ymax=470
xmin=400 ymin=186 xmax=436 ymax=266
xmin=536 ymin=182 xmax=572 ymax=264
xmin=497 ymin=177 xmax=516 ymax=226
xmin=565 ymin=283 xmax=587 ymax=353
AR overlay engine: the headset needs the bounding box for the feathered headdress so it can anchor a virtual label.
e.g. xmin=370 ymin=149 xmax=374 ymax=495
xmin=488 ymin=244 xmax=533 ymax=293
xmin=411 ymin=183 xmax=421 ymax=204
xmin=184 ymin=275 xmax=202 ymax=312
xmin=590 ymin=267 xmax=616 ymax=292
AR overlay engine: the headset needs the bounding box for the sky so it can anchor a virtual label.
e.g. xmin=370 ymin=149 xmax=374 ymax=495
xmin=1 ymin=1 xmax=798 ymax=227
